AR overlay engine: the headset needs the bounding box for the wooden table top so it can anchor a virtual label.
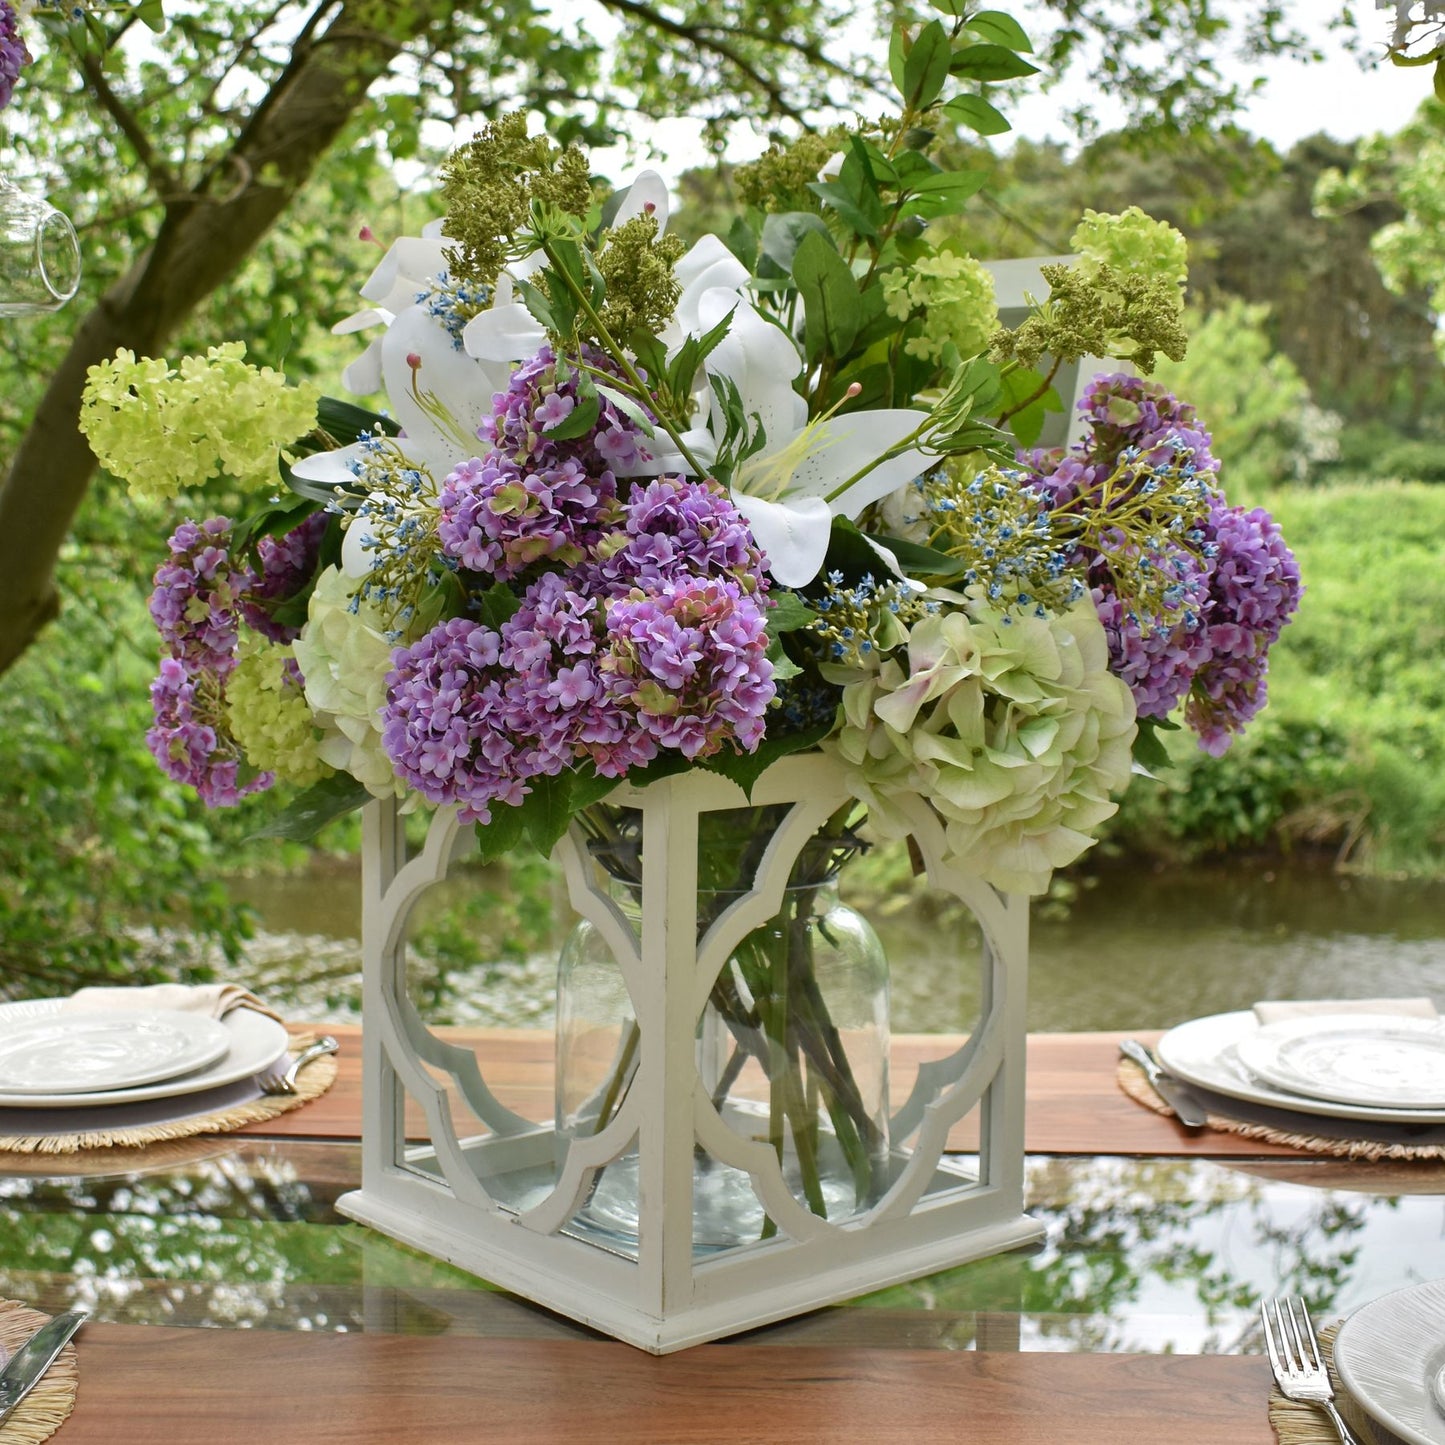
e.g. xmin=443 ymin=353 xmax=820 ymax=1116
xmin=238 ymin=1024 xmax=1350 ymax=1160
xmin=55 ymin=1325 xmax=1275 ymax=1444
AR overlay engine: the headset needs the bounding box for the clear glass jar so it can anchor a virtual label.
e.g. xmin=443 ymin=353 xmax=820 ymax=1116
xmin=555 ymin=807 xmax=890 ymax=1254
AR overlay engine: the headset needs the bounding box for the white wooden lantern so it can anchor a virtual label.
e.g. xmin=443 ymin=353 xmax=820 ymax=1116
xmin=335 ymin=752 xmax=1043 ymax=1353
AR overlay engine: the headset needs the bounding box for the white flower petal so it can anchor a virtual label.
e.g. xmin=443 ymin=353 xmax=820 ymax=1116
xmin=333 ymin=307 xmax=392 ymax=337
xmin=619 ymin=426 xmax=719 ymax=479
xmin=359 ymin=235 xmax=451 ymax=310
xmin=290 ymin=442 xmax=367 ymax=488
xmin=341 ymin=336 xmax=384 ymax=396
xmin=381 ymin=306 xmax=500 ymax=475
xmin=785 ymin=409 xmax=932 ymax=517
xmin=612 ymin=169 xmax=670 ymax=233
xmin=462 ymin=301 xmax=547 ymax=363
xmin=731 ymin=492 xmax=833 ymax=587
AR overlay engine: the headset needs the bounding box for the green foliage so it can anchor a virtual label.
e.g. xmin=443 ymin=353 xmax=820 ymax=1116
xmin=0 ymin=575 xmax=254 ymax=1000
xmin=1151 ymin=299 xmax=1330 ymax=494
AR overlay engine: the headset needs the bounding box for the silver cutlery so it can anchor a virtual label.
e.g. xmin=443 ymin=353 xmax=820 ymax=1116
xmin=0 ymin=1309 xmax=87 ymax=1430
xmin=1261 ymin=1296 xmax=1365 ymax=1445
xmin=257 ymin=1035 xmax=339 ymax=1096
xmin=1119 ymin=1039 xmax=1210 ymax=1128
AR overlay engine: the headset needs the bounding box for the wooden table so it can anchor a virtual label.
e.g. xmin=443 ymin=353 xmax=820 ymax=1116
xmin=6 ymin=1027 xmax=1440 ymax=1443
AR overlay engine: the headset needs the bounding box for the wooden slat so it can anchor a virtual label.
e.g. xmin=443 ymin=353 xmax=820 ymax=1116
xmin=60 ymin=1324 xmax=1275 ymax=1444
xmin=240 ymin=1025 xmax=1311 ymax=1159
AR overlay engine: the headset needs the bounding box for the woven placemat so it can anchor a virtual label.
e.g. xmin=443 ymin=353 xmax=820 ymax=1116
xmin=1269 ymin=1322 xmax=1394 ymax=1444
xmin=0 ymin=1032 xmax=337 ymax=1157
xmin=1118 ymin=1059 xmax=1445 ymax=1161
xmin=0 ymin=1299 xmax=79 ymax=1445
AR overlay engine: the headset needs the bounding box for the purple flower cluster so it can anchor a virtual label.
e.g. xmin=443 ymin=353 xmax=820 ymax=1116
xmin=480 ymin=345 xmax=654 ymax=477
xmin=145 ymin=518 xmax=273 ymax=806
xmin=383 ymin=466 xmax=775 ymax=824
xmin=1184 ymin=505 xmax=1303 ymax=755
xmin=0 ymin=2 xmax=26 ymax=112
xmin=1024 ymin=374 xmax=1301 ymax=750
xmin=238 ymin=510 xmax=330 ymax=643
xmin=437 ymin=451 xmax=618 ymax=581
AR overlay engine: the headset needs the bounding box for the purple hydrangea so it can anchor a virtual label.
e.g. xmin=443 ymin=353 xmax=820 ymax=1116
xmin=585 ymin=476 xmax=769 ymax=597
xmin=1073 ymin=373 xmax=1220 ymax=477
xmin=238 ymin=510 xmax=331 ymax=643
xmin=381 ymin=616 xmax=535 ymax=825
xmin=1184 ymin=505 xmax=1303 ymax=755
xmin=436 ymin=451 xmax=618 ymax=581
xmin=604 ymin=576 xmax=775 ymax=760
xmin=146 ymin=657 xmax=273 ymax=808
xmin=480 ymin=345 xmax=655 ymax=475
xmin=0 ymin=3 xmax=26 ymax=112
xmin=148 ymin=517 xmax=253 ymax=675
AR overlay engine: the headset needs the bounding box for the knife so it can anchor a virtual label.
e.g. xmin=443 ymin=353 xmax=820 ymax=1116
xmin=1119 ymin=1039 xmax=1211 ymax=1129
xmin=0 ymin=1309 xmax=88 ymax=1429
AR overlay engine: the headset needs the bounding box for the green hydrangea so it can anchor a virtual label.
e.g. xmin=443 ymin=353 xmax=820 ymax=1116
xmin=827 ymin=598 xmax=1136 ymax=894
xmin=291 ymin=566 xmax=409 ymax=801
xmin=80 ymin=342 xmax=320 ymax=504
xmin=226 ymin=644 xmax=333 ymax=788
xmin=1070 ymin=206 xmax=1188 ymax=301
xmin=882 ymin=251 xmax=998 ymax=363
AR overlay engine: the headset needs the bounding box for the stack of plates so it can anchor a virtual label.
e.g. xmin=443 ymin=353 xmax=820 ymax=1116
xmin=1335 ymin=1278 xmax=1445 ymax=1445
xmin=0 ymin=998 xmax=290 ymax=1129
xmin=1155 ymin=1011 xmax=1445 ymax=1128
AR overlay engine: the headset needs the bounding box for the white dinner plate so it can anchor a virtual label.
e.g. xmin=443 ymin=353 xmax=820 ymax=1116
xmin=1236 ymin=1015 xmax=1445 ymax=1109
xmin=0 ymin=1008 xmax=230 ymax=1094
xmin=1156 ymin=1011 xmax=1445 ymax=1124
xmin=1335 ymin=1278 xmax=1445 ymax=1445
xmin=0 ymin=999 xmax=288 ymax=1107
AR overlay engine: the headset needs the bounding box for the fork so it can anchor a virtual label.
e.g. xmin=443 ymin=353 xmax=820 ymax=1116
xmin=1260 ymin=1296 xmax=1366 ymax=1445
xmin=257 ymin=1035 xmax=340 ymax=1096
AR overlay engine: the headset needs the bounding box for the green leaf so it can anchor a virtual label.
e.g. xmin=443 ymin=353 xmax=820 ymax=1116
xmin=927 ymin=0 xmax=968 ymax=17
xmin=665 ymin=306 xmax=734 ymax=399
xmin=473 ymin=800 xmax=530 ymax=865
xmin=543 ymin=372 xmax=601 ymax=439
xmin=962 ymin=10 xmax=1034 ymax=52
xmin=793 ymin=230 xmax=864 ymax=362
xmin=522 ymin=773 xmax=579 ymax=856
xmin=760 ymin=211 xmax=834 ymax=274
xmin=805 ymin=180 xmax=881 ymax=240
xmin=765 ymin=590 xmax=818 ymax=640
xmin=249 ymin=773 xmax=372 ymax=841
xmin=233 ymin=492 xmax=320 ymax=556
xmin=514 ymin=275 xmax=559 ymax=334
xmin=941 ymin=94 xmax=1011 ymax=136
xmin=317 ymin=395 xmax=400 ymax=441
xmin=1132 ymin=717 xmax=1179 ymax=777
xmin=876 ymin=533 xmax=969 ymax=580
xmin=134 ymin=0 xmax=166 ymax=32
xmin=949 ymin=43 xmax=1040 ymax=82
xmin=700 ymin=719 xmax=834 ymax=797
xmin=903 ymin=19 xmax=952 ymax=111
xmin=889 ymin=24 xmax=909 ymax=98
xmin=474 ymin=581 xmax=521 ymax=629
xmin=595 ymin=384 xmax=657 ymax=438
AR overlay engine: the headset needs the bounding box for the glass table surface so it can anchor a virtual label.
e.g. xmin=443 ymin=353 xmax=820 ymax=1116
xmin=3 ymin=1138 xmax=1438 ymax=1355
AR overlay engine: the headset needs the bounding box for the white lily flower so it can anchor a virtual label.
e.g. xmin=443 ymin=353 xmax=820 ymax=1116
xmin=690 ymin=286 xmax=932 ymax=587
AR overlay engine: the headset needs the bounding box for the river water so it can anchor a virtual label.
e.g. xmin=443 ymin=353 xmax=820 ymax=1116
xmin=227 ymin=856 xmax=1445 ymax=1034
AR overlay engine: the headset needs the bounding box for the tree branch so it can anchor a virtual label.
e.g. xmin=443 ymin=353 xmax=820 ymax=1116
xmin=76 ymin=51 xmax=174 ymax=196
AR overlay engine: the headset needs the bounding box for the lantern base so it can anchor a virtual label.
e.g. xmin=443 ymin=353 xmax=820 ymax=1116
xmin=336 ymin=1147 xmax=1045 ymax=1353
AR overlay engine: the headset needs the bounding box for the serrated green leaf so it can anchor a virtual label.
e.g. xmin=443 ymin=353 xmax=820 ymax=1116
xmin=249 ymin=774 xmax=372 ymax=841
xmin=474 ymin=799 xmax=530 ymax=864
xmin=765 ymin=590 xmax=818 ymax=638
xmin=515 ymin=275 xmax=559 ymax=334
xmin=904 ymin=19 xmax=952 ymax=111
xmin=523 ymin=773 xmax=579 ymax=856
xmin=949 ymin=43 xmax=1040 ymax=82
xmin=793 ymin=230 xmax=864 ymax=364
xmin=595 ymin=384 xmax=657 ymax=437
xmin=941 ymin=94 xmax=1011 ymax=136
xmin=474 ymin=581 xmax=521 ymax=629
xmin=700 ymin=719 xmax=833 ymax=797
xmin=963 ymin=10 xmax=1034 ymax=52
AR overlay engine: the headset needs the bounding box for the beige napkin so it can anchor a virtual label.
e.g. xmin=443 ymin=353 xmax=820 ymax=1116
xmin=1253 ymin=996 xmax=1437 ymax=1026
xmin=58 ymin=982 xmax=283 ymax=1023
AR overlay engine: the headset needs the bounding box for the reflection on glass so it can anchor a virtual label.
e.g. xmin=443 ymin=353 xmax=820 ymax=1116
xmin=0 ymin=176 xmax=80 ymax=315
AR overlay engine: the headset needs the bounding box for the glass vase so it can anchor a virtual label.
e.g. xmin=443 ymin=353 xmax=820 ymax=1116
xmin=555 ymin=803 xmax=891 ymax=1253
xmin=0 ymin=176 xmax=81 ymax=315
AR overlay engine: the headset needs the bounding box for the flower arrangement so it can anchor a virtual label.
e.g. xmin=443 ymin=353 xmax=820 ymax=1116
xmin=81 ymin=9 xmax=1301 ymax=898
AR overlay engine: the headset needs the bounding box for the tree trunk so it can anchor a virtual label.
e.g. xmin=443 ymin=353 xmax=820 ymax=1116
xmin=0 ymin=0 xmax=451 ymax=676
